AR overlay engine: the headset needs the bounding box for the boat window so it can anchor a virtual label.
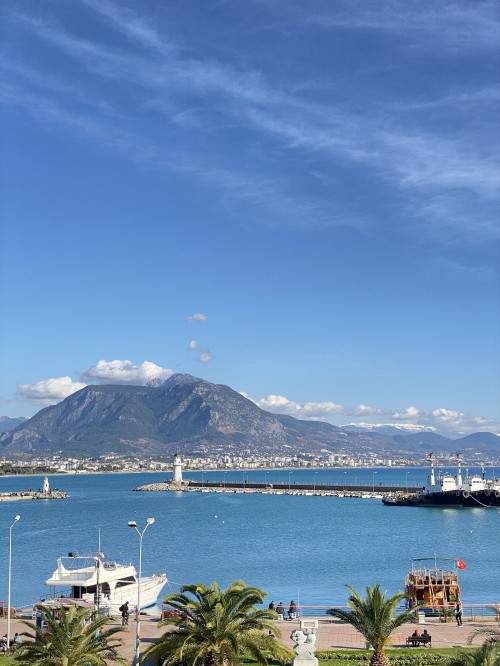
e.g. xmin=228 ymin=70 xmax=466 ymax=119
xmin=115 ymin=576 xmax=136 ymax=587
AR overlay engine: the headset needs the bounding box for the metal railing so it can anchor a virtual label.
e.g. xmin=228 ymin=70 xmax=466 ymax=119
xmin=257 ymin=603 xmax=500 ymax=621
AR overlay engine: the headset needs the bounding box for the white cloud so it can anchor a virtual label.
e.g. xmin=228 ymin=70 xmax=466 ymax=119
xmin=248 ymin=393 xmax=346 ymax=421
xmin=391 ymin=406 xmax=420 ymax=420
xmin=188 ymin=339 xmax=198 ymax=350
xmin=353 ymin=404 xmax=383 ymax=417
xmin=245 ymin=391 xmax=500 ymax=435
xmin=185 ymin=313 xmax=208 ymax=323
xmin=431 ymin=407 xmax=462 ymax=420
xmin=81 ymin=359 xmax=172 ymax=384
xmin=198 ymin=350 xmax=214 ymax=363
xmin=17 ymin=376 xmax=87 ymax=404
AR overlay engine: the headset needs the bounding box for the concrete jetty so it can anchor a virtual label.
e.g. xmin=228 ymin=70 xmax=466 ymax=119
xmin=133 ymin=479 xmax=421 ymax=497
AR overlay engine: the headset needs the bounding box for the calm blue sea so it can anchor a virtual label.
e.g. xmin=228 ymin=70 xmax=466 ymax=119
xmin=0 ymin=467 xmax=499 ymax=610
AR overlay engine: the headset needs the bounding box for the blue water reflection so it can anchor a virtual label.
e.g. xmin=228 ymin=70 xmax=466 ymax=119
xmin=0 ymin=468 xmax=498 ymax=609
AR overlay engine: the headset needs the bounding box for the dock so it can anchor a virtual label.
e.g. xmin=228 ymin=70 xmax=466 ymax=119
xmin=133 ymin=480 xmax=422 ymax=496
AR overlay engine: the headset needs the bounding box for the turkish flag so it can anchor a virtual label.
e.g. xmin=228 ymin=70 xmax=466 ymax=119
xmin=456 ymin=558 xmax=467 ymax=570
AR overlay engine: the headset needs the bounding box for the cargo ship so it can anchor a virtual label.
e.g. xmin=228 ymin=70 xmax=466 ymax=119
xmin=383 ymin=455 xmax=500 ymax=507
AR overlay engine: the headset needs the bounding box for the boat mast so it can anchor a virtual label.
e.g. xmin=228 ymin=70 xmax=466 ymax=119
xmin=96 ymin=529 xmax=101 ymax=615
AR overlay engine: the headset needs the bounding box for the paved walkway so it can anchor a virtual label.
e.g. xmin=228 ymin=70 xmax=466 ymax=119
xmin=1 ymin=614 xmax=492 ymax=664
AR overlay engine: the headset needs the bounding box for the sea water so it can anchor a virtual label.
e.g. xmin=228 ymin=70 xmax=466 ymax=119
xmin=0 ymin=467 xmax=498 ymax=610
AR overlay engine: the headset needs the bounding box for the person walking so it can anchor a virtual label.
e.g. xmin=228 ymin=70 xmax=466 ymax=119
xmin=455 ymin=601 xmax=463 ymax=626
xmin=120 ymin=601 xmax=130 ymax=626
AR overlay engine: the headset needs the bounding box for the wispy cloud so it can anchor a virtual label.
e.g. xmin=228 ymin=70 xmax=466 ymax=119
xmin=2 ymin=1 xmax=498 ymax=248
xmin=185 ymin=313 xmax=208 ymax=323
xmin=309 ymin=0 xmax=500 ymax=50
xmin=81 ymin=0 xmax=168 ymax=51
xmin=198 ymin=349 xmax=214 ymax=364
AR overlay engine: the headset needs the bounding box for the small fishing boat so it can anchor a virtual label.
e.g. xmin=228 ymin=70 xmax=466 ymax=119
xmin=44 ymin=553 xmax=167 ymax=615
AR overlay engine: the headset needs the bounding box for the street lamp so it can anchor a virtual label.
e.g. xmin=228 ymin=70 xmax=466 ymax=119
xmin=223 ymin=472 xmax=227 ymax=489
xmin=7 ymin=515 xmax=20 ymax=649
xmin=405 ymin=472 xmax=410 ymax=493
xmin=128 ymin=518 xmax=155 ymax=666
xmin=265 ymin=471 xmax=269 ymax=487
xmin=313 ymin=472 xmax=318 ymax=492
xmin=372 ymin=471 xmax=377 ymax=493
xmin=288 ymin=471 xmax=293 ymax=491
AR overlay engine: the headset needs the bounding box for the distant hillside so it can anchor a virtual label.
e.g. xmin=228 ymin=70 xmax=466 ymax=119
xmin=0 ymin=375 xmax=497 ymax=460
xmin=0 ymin=416 xmax=28 ymax=434
xmin=0 ymin=374 xmax=364 ymax=458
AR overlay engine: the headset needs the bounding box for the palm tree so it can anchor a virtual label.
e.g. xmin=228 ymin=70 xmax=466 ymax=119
xmin=144 ymin=580 xmax=293 ymax=666
xmin=447 ymin=639 xmax=500 ymax=666
xmin=14 ymin=603 xmax=126 ymax=666
xmin=327 ymin=584 xmax=417 ymax=666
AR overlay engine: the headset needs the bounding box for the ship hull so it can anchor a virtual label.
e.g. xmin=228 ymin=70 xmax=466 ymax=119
xmin=384 ymin=489 xmax=500 ymax=507
xmin=416 ymin=489 xmax=500 ymax=507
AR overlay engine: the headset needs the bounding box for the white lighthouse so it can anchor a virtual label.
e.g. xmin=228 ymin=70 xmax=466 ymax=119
xmin=173 ymin=453 xmax=183 ymax=485
xmin=42 ymin=476 xmax=50 ymax=494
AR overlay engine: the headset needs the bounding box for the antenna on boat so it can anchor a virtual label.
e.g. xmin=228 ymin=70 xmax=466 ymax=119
xmin=96 ymin=529 xmax=101 ymax=615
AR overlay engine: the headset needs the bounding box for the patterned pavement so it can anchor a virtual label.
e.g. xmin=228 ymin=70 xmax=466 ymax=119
xmin=2 ymin=612 xmax=493 ymax=664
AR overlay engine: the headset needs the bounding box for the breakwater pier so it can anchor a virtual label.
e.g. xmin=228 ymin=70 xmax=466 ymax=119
xmin=0 ymin=475 xmax=68 ymax=501
xmin=133 ymin=479 xmax=422 ymax=497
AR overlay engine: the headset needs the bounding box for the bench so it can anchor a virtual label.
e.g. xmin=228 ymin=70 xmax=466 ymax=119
xmin=406 ymin=635 xmax=431 ymax=648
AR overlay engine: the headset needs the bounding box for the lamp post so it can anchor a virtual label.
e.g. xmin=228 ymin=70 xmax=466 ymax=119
xmin=405 ymin=472 xmax=410 ymax=493
xmin=288 ymin=471 xmax=293 ymax=491
xmin=372 ymin=471 xmax=377 ymax=493
xmin=7 ymin=515 xmax=20 ymax=649
xmin=265 ymin=471 xmax=269 ymax=487
xmin=223 ymin=472 xmax=227 ymax=489
xmin=313 ymin=472 xmax=318 ymax=492
xmin=128 ymin=518 xmax=155 ymax=666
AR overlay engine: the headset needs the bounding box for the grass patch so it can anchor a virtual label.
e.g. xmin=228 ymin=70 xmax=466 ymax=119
xmin=315 ymin=647 xmax=478 ymax=666
xmin=0 ymin=655 xmax=18 ymax=665
xmin=243 ymin=648 xmax=478 ymax=666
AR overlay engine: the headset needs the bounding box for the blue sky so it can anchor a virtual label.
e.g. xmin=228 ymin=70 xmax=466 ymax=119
xmin=1 ymin=0 xmax=499 ymax=437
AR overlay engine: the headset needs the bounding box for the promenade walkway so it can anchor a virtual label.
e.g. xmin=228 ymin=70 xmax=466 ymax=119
xmin=0 ymin=614 xmax=492 ymax=664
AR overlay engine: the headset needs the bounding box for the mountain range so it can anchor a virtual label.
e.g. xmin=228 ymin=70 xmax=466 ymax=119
xmin=0 ymin=374 xmax=498 ymax=460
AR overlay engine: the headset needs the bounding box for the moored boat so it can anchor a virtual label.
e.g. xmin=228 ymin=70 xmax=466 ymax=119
xmin=405 ymin=557 xmax=461 ymax=613
xmin=44 ymin=553 xmax=167 ymax=615
xmin=383 ymin=455 xmax=500 ymax=508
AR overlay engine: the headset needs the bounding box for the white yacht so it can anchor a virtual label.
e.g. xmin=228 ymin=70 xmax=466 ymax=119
xmin=45 ymin=553 xmax=167 ymax=614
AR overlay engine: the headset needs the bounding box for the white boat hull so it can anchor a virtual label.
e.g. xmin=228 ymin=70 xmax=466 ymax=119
xmin=85 ymin=574 xmax=167 ymax=614
xmin=45 ymin=555 xmax=167 ymax=615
